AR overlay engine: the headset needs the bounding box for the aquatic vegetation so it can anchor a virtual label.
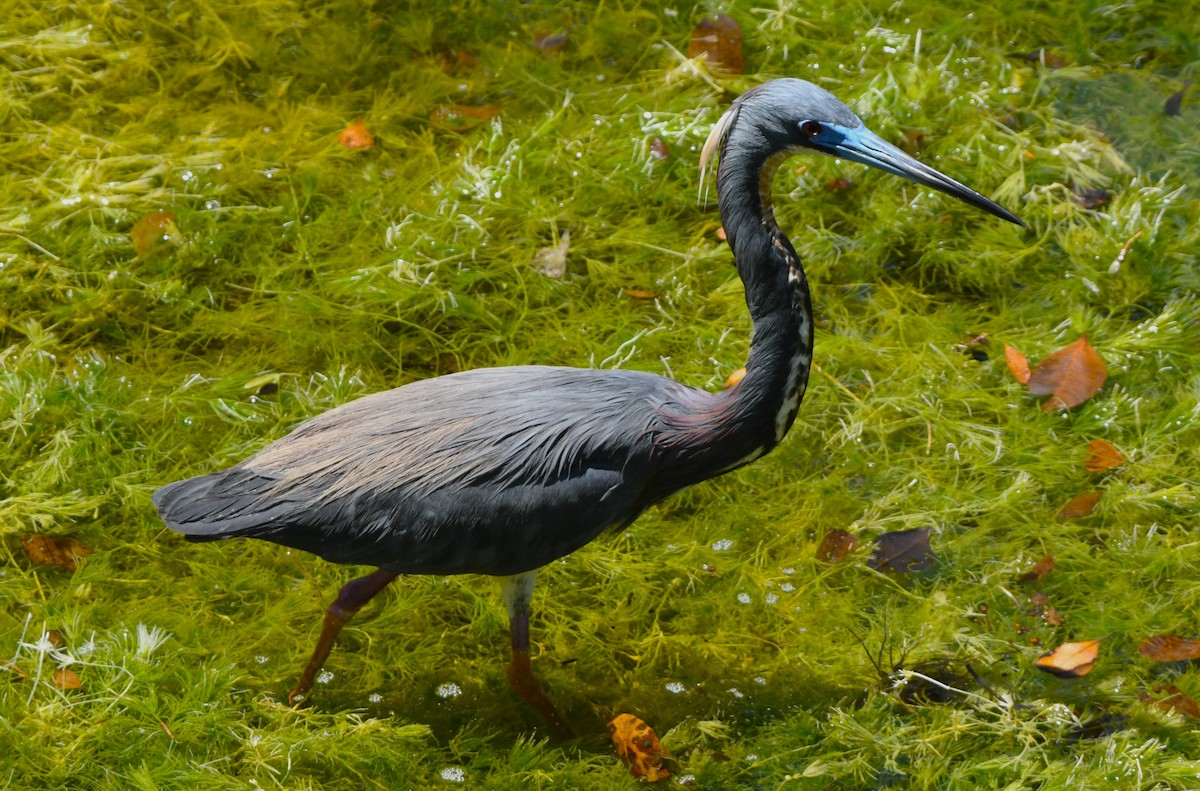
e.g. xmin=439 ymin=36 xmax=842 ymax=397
xmin=2 ymin=0 xmax=1199 ymax=788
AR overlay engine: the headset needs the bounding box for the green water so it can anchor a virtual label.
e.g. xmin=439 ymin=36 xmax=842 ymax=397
xmin=2 ymin=1 xmax=1199 ymax=788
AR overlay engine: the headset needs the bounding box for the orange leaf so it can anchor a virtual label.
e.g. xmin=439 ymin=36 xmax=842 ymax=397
xmin=338 ymin=118 xmax=375 ymax=149
xmin=1084 ymin=439 xmax=1123 ymax=471
xmin=1057 ymin=491 xmax=1100 ymax=520
xmin=1138 ymin=635 xmax=1200 ymax=662
xmin=131 ymin=211 xmax=180 ymax=256
xmin=1142 ymin=683 xmax=1200 ymax=719
xmin=428 ymin=104 xmax=501 ymax=132
xmin=724 ymin=367 xmax=746 ymax=389
xmin=1017 ymin=553 xmax=1055 ymax=583
xmin=688 ymin=15 xmax=744 ymax=74
xmin=816 ymin=529 xmax=859 ymax=563
xmin=1027 ymin=336 xmax=1107 ymax=411
xmin=20 ymin=535 xmax=92 ymax=572
xmin=1036 ymin=639 xmax=1100 ymax=678
xmin=608 ymin=713 xmax=670 ymax=782
xmin=1004 ymin=344 xmax=1031 ymax=384
xmin=624 ymin=289 xmax=658 ymax=300
xmin=53 ymin=668 xmax=82 ymax=690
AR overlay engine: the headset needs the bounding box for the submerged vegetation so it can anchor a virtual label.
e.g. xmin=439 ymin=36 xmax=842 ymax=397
xmin=2 ymin=0 xmax=1198 ymax=787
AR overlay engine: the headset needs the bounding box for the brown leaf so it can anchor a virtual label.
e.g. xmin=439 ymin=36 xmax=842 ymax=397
xmin=1165 ymin=80 xmax=1191 ymax=117
xmin=338 ymin=118 xmax=375 ymax=149
xmin=131 ymin=211 xmax=181 ymax=257
xmin=53 ymin=668 xmax=82 ymax=690
xmin=1138 ymin=635 xmax=1200 ymax=662
xmin=1057 ymin=491 xmax=1100 ymax=520
xmin=1004 ymin=344 xmax=1031 ymax=384
xmin=868 ymin=527 xmax=935 ymax=574
xmin=816 ymin=529 xmax=859 ymax=563
xmin=1018 ymin=553 xmax=1055 ymax=584
xmin=530 ymin=230 xmax=570 ymax=278
xmin=1027 ymin=336 xmax=1107 ymax=411
xmin=1084 ymin=439 xmax=1124 ymax=471
xmin=649 ymin=137 xmax=670 ymax=162
xmin=1036 ymin=638 xmax=1100 ymax=678
xmin=724 ymin=367 xmax=746 ymax=389
xmin=1043 ymin=608 xmax=1065 ymax=626
xmin=1143 ymin=683 xmax=1200 ymax=719
xmin=428 ymin=104 xmax=501 ymax=132
xmin=2 ymin=659 xmax=30 ymax=680
xmin=19 ymin=535 xmax=93 ymax=572
xmin=716 ymin=226 xmax=727 ymax=241
xmin=688 ymin=15 xmax=744 ymax=74
xmin=624 ymin=288 xmax=658 ymax=300
xmin=608 ymin=713 xmax=670 ymax=782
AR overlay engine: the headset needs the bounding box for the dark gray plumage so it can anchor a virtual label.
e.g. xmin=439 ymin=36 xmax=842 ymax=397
xmin=154 ymin=78 xmax=1020 ymax=736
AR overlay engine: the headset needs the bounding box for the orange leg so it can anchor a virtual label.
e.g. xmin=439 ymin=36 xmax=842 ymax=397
xmin=289 ymin=569 xmax=398 ymax=705
xmin=502 ymin=571 xmax=573 ymax=739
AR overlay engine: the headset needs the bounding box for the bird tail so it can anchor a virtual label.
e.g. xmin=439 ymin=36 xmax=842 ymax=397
xmin=153 ymin=468 xmax=293 ymax=542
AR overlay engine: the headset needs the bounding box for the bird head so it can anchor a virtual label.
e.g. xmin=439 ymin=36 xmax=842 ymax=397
xmin=701 ymin=78 xmax=1023 ymax=225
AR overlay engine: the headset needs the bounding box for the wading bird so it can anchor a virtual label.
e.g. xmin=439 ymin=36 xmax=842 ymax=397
xmin=154 ymin=79 xmax=1020 ymax=738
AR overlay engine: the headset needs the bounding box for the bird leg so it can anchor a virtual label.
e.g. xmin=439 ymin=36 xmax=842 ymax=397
xmin=289 ymin=568 xmax=398 ymax=705
xmin=501 ymin=571 xmax=572 ymax=739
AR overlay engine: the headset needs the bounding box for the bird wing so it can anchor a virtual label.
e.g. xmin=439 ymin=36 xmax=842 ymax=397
xmin=153 ymin=366 xmax=689 ymax=575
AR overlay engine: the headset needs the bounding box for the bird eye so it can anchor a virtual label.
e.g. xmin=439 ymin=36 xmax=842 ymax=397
xmin=801 ymin=121 xmax=823 ymax=137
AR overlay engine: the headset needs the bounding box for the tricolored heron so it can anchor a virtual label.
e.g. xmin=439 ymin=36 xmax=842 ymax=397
xmin=154 ymin=79 xmax=1020 ymax=738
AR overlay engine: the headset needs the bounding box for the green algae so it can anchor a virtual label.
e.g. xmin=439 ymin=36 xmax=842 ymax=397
xmin=2 ymin=1 xmax=1200 ymax=788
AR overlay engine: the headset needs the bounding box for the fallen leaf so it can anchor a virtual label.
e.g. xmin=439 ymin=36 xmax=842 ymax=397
xmin=1043 ymin=608 xmax=1065 ymax=626
xmin=608 ymin=713 xmax=670 ymax=782
xmin=532 ymin=31 xmax=568 ymax=53
xmin=1008 ymin=49 xmax=1067 ymax=69
xmin=868 ymin=527 xmax=935 ymax=574
xmin=724 ymin=367 xmax=746 ymax=389
xmin=1004 ymin=344 xmax=1031 ymax=384
xmin=1057 ymin=491 xmax=1100 ymax=520
xmin=1138 ymin=635 xmax=1200 ymax=662
xmin=19 ymin=535 xmax=93 ymax=572
xmin=428 ymin=104 xmax=501 ymax=132
xmin=649 ymin=137 xmax=670 ymax=161
xmin=624 ymin=288 xmax=658 ymax=300
xmin=716 ymin=226 xmax=727 ymax=241
xmin=824 ymin=177 xmax=852 ymax=192
xmin=338 ymin=118 xmax=375 ymax=149
xmin=1072 ymin=187 xmax=1111 ymax=210
xmin=131 ymin=211 xmax=181 ymax=257
xmin=688 ymin=15 xmax=744 ymax=74
xmin=1018 ymin=553 xmax=1055 ymax=584
xmin=1142 ymin=683 xmax=1200 ymax=719
xmin=1165 ymin=80 xmax=1191 ymax=117
xmin=2 ymin=659 xmax=29 ymax=680
xmin=53 ymin=668 xmax=82 ymax=690
xmin=1027 ymin=336 xmax=1107 ymax=412
xmin=1036 ymin=639 xmax=1100 ymax=678
xmin=816 ymin=529 xmax=859 ymax=562
xmin=530 ymin=230 xmax=570 ymax=278
xmin=1084 ymin=439 xmax=1123 ymax=471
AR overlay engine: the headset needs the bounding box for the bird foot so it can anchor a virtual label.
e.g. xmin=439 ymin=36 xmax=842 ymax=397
xmin=508 ymin=649 xmax=573 ymax=740
xmin=288 ymin=607 xmax=353 ymax=706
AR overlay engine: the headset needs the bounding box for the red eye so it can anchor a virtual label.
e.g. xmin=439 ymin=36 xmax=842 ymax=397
xmin=801 ymin=121 xmax=823 ymax=137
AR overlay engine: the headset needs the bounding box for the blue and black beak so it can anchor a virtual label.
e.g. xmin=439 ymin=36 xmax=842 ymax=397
xmin=811 ymin=123 xmax=1024 ymax=226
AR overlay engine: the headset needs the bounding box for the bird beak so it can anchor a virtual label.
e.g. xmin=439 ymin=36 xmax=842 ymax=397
xmin=824 ymin=125 xmax=1024 ymax=226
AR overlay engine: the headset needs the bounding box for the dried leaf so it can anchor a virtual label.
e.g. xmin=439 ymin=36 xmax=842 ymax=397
xmin=1057 ymin=491 xmax=1101 ymax=520
xmin=649 ymin=137 xmax=670 ymax=161
xmin=688 ymin=15 xmax=744 ymax=74
xmin=338 ymin=118 xmax=375 ymax=149
xmin=532 ymin=32 xmax=568 ymax=53
xmin=1084 ymin=439 xmax=1123 ymax=471
xmin=1043 ymin=608 xmax=1065 ymax=626
xmin=1143 ymin=683 xmax=1200 ymax=719
xmin=624 ymin=288 xmax=658 ymax=300
xmin=816 ymin=529 xmax=859 ymax=563
xmin=1027 ymin=336 xmax=1107 ymax=411
xmin=608 ymin=713 xmax=670 ymax=782
xmin=868 ymin=527 xmax=935 ymax=574
xmin=1165 ymin=80 xmax=1191 ymax=117
xmin=131 ymin=211 xmax=181 ymax=256
xmin=1036 ymin=639 xmax=1100 ymax=678
xmin=19 ymin=535 xmax=93 ymax=572
xmin=2 ymin=659 xmax=29 ymax=680
xmin=1138 ymin=635 xmax=1200 ymax=663
xmin=53 ymin=668 xmax=82 ymax=690
xmin=428 ymin=104 xmax=501 ymax=132
xmin=530 ymin=230 xmax=570 ymax=279
xmin=1004 ymin=344 xmax=1031 ymax=384
xmin=1018 ymin=553 xmax=1055 ymax=584
xmin=724 ymin=367 xmax=746 ymax=389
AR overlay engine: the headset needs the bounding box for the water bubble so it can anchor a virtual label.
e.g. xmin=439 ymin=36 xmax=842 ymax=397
xmin=780 ymin=567 xmax=795 ymax=575
xmin=665 ymin=681 xmax=686 ymax=694
xmin=765 ymin=593 xmax=779 ymax=605
xmin=205 ymin=200 xmax=221 ymax=210
xmin=254 ymin=655 xmax=269 ymax=664
xmin=711 ymin=538 xmax=733 ymax=551
xmin=780 ymin=582 xmax=795 ymax=593
xmin=436 ymin=682 xmax=462 ymax=699
xmin=316 ymin=670 xmax=334 ymax=685
xmin=737 ymin=592 xmax=752 ymax=604
xmin=439 ymin=767 xmax=466 ymax=783
xmin=368 ymin=693 xmax=384 ymax=703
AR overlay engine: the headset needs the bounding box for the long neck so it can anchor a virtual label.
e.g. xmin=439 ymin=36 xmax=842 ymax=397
xmin=653 ymin=143 xmax=814 ymax=485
